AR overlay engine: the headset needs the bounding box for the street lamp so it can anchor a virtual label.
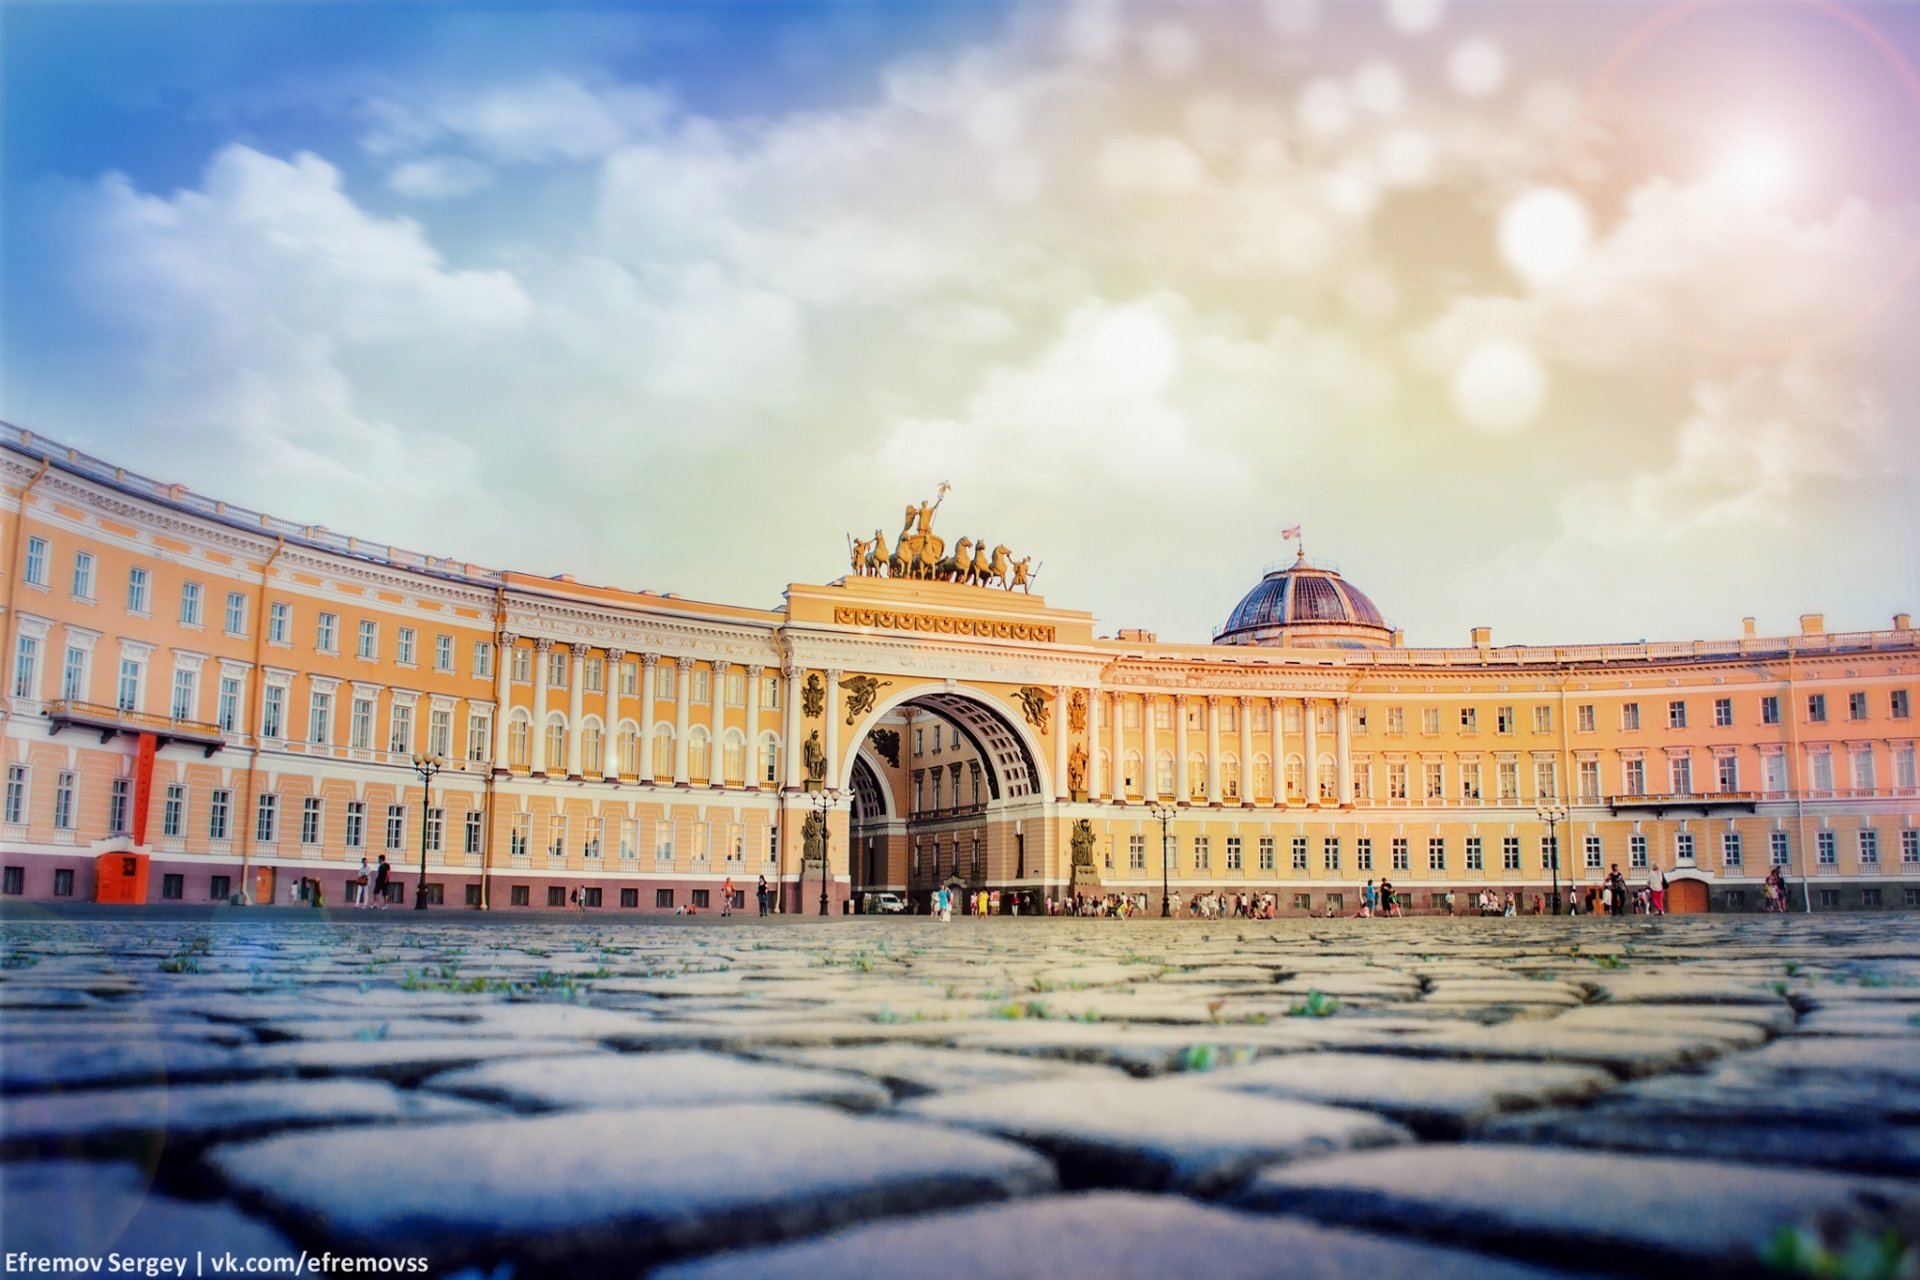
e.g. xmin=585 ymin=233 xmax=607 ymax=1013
xmin=1536 ymin=803 xmax=1568 ymax=915
xmin=811 ymin=787 xmax=838 ymax=917
xmin=1151 ymin=803 xmax=1176 ymax=916
xmin=411 ymin=753 xmax=447 ymax=911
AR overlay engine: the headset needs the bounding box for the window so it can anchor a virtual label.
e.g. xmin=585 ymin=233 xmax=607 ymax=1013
xmin=12 ymin=635 xmax=36 ymax=699
xmin=508 ymin=885 xmax=530 ymax=907
xmin=550 ymin=814 xmax=568 ymax=858
xmin=178 ymin=581 xmax=202 ymax=627
xmin=1668 ymin=700 xmax=1687 ymax=730
xmin=52 ymin=868 xmax=73 ymax=897
xmin=1421 ymin=707 xmax=1441 ymax=735
xmin=1461 ymin=759 xmax=1482 ymax=800
xmin=621 ymin=887 xmax=639 ymax=908
xmin=465 ymin=811 xmax=483 ymax=855
xmin=72 ymin=551 xmax=95 ymax=599
xmin=345 ymin=801 xmax=365 ymax=848
xmin=426 ymin=808 xmax=444 ymax=853
xmin=1716 ymin=752 xmax=1739 ymax=793
xmin=262 ymin=685 xmax=285 ymax=738
xmin=761 ymin=671 xmax=778 ymax=707
xmin=1722 ymin=832 xmax=1743 ymax=867
xmin=548 ymin=886 xmax=569 ymax=908
xmin=1258 ymin=836 xmax=1275 ymax=871
xmin=1461 ymin=707 xmax=1479 ymax=733
xmin=214 ymin=676 xmax=240 ymax=732
xmin=467 ymin=712 xmax=491 ymax=763
xmin=1670 ymin=754 xmax=1692 ymax=795
xmin=655 ymin=663 xmax=675 ymax=701
xmin=691 ymin=889 xmax=710 ymax=909
xmin=224 ymin=591 xmax=246 ymax=635
xmin=1584 ymin=834 xmax=1602 ymax=869
xmin=474 ymin=641 xmax=493 ymax=680
xmin=1852 ymin=748 xmax=1877 ymax=793
xmin=1356 ymin=838 xmax=1373 ymax=870
xmin=355 ymin=620 xmax=378 ymax=659
xmin=126 ymin=566 xmax=150 ymax=614
xmin=386 ymin=805 xmax=406 ymax=851
xmin=1849 ymin=692 xmax=1868 ymax=721
xmin=301 ymin=797 xmax=321 ymax=846
xmin=351 ymin=697 xmax=373 ymax=749
xmin=511 ymin=647 xmax=531 ymax=683
xmin=1764 ymin=751 xmax=1788 ymax=795
xmin=548 ymin=649 xmax=569 ymax=688
xmin=1894 ymin=690 xmax=1911 ymax=719
xmin=1629 ymin=834 xmax=1647 ymax=868
xmin=655 ymin=889 xmax=674 ymax=909
xmin=1428 ymin=838 xmax=1445 ymax=871
xmin=209 ymin=789 xmax=230 ymax=841
xmin=1862 ymin=888 xmax=1883 ymax=908
xmin=1706 ymin=698 xmax=1731 ymax=729
xmin=1323 ymin=837 xmax=1340 ymax=870
xmin=162 ymin=784 xmax=184 ymax=838
xmin=1497 ymin=759 xmax=1519 ymax=801
xmin=1576 ymin=703 xmax=1595 ymax=733
xmin=307 ymin=688 xmax=332 ymax=743
xmin=1808 ymin=694 xmax=1826 ymax=723
xmin=165 ymin=668 xmax=195 ymax=721
xmin=1860 ymin=829 xmax=1879 ymax=865
xmin=1496 ymin=706 xmax=1515 ymax=735
xmin=1424 ymin=760 xmax=1443 ymax=799
xmin=1818 ymin=889 xmax=1840 ymax=909
xmin=389 ymin=703 xmax=413 ymax=754
xmin=161 ymin=874 xmax=182 ymax=900
xmin=1904 ymin=828 xmax=1919 ymax=866
xmin=1623 ymin=757 xmax=1646 ymax=797
xmin=1761 ymin=695 xmax=1781 ymax=725
xmin=1388 ymin=761 xmax=1408 ymax=801
xmin=1392 ymin=838 xmax=1410 ymax=871
xmin=109 ymin=778 xmax=128 ymax=834
xmin=255 ymin=793 xmax=277 ymax=843
xmin=1771 ymin=830 xmax=1790 ymax=867
xmin=435 ymin=635 xmax=454 ymax=673
xmin=268 ymin=601 xmax=289 ymax=644
xmin=1577 ymin=759 xmax=1600 ymax=803
xmin=1226 ymin=836 xmax=1243 ymax=870
xmin=1292 ymin=838 xmax=1309 ymax=870
xmin=1535 ymin=759 xmax=1557 ymax=801
xmin=1193 ymin=836 xmax=1210 ymax=870
xmin=1153 ymin=698 xmax=1173 ymax=730
xmin=429 ymin=707 xmax=453 ymax=758
xmin=1622 ymin=702 xmax=1641 ymax=731
xmin=1384 ymin=706 xmax=1404 ymax=735
xmin=397 ymin=628 xmax=416 ymax=666
xmin=1466 ymin=837 xmax=1484 ymax=870
xmin=23 ymin=536 xmax=48 ymax=587
xmin=547 ymin=716 xmax=568 ymax=772
xmin=1532 ymin=705 xmax=1551 ymax=734
xmin=62 ymin=646 xmax=86 ymax=701
xmin=52 ymin=772 xmax=75 ymax=829
xmin=1675 ymin=832 xmax=1694 ymax=863
xmin=1502 ymin=836 xmax=1520 ymax=870
xmin=513 ymin=815 xmax=531 ymax=859
xmin=1810 ymin=749 xmax=1834 ymax=794
xmin=0 ymin=865 xmax=20 ymax=896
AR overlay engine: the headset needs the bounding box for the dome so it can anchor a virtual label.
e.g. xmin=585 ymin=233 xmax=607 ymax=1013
xmin=1214 ymin=555 xmax=1396 ymax=649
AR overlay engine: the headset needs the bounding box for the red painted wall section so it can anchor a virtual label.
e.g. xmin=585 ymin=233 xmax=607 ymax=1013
xmin=132 ymin=732 xmax=157 ymax=845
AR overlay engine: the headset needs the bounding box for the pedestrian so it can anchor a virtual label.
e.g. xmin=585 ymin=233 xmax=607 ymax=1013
xmin=372 ymin=855 xmax=391 ymax=908
xmin=356 ymin=857 xmax=371 ymax=908
xmin=756 ymin=875 xmax=769 ymax=917
xmin=1608 ymin=864 xmax=1627 ymax=917
xmin=1648 ymin=865 xmax=1667 ymax=915
xmin=722 ymin=877 xmax=735 ymax=917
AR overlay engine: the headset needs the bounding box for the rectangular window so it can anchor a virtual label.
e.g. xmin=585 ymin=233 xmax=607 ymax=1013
xmin=1817 ymin=830 xmax=1837 ymax=865
xmin=1502 ymin=836 xmax=1521 ymax=870
xmin=389 ymin=703 xmax=413 ymax=754
xmin=1893 ymin=689 xmax=1910 ymax=719
xmin=169 ymin=668 xmax=196 ymax=721
xmin=1852 ymin=749 xmax=1877 ymax=793
xmin=1771 ymin=830 xmax=1790 ymax=867
xmin=62 ymin=646 xmax=86 ymax=701
xmin=1 ymin=866 xmax=20 ymax=896
xmin=1461 ymin=759 xmax=1482 ymax=800
xmin=351 ymin=697 xmax=373 ymax=749
xmin=1818 ymin=889 xmax=1840 ymax=909
xmin=1421 ymin=707 xmax=1441 ymax=735
xmin=1153 ymin=698 xmax=1173 ymax=730
xmin=1323 ymin=837 xmax=1340 ymax=870
xmin=1392 ymin=837 xmax=1410 ymax=871
xmin=474 ymin=641 xmax=493 ymax=680
xmin=548 ymin=649 xmax=568 ymax=688
xmin=1532 ymin=705 xmax=1551 ymax=734
xmin=225 ymin=591 xmax=246 ymax=635
xmin=1292 ymin=837 xmax=1309 ymax=871
xmin=109 ymin=778 xmax=128 ymax=834
xmin=1577 ymin=758 xmax=1600 ymax=803
xmin=1904 ymin=829 xmax=1919 ymax=865
xmin=255 ymin=793 xmax=277 ymax=843
xmin=210 ymin=676 xmax=238 ymax=732
xmin=1576 ymin=703 xmax=1595 ymax=733
xmin=1713 ymin=697 xmax=1733 ymax=727
xmin=301 ymin=797 xmax=321 ymax=846
xmin=72 ymin=551 xmax=95 ymax=599
xmin=548 ymin=886 xmax=568 ymax=908
xmin=1584 ymin=834 xmax=1602 ymax=870
xmin=1629 ymin=834 xmax=1648 ymax=868
xmin=386 ymin=805 xmax=406 ymax=851
xmin=1535 ymin=759 xmax=1557 ymax=801
xmin=512 ymin=647 xmax=531 ymax=683
xmin=1860 ymin=829 xmax=1879 ymax=865
xmin=467 ymin=712 xmax=490 ymax=763
xmin=620 ymin=887 xmax=639 ymax=909
xmin=396 ymin=628 xmax=416 ymax=666
xmin=1675 ymin=832 xmax=1694 ymax=863
xmin=268 ymin=601 xmax=289 ymax=644
xmin=1497 ymin=759 xmax=1519 ymax=801
xmin=12 ymin=635 xmax=37 ymax=699
xmin=655 ymin=888 xmax=674 ymax=909
xmin=426 ymin=808 xmax=443 ymax=853
xmin=1715 ymin=752 xmax=1739 ymax=793
xmin=1849 ymin=691 xmax=1868 ymax=721
xmin=1623 ymin=757 xmax=1646 ymax=797
xmin=1722 ymin=832 xmax=1742 ymax=866
xmin=1128 ymin=834 xmax=1145 ymax=870
xmin=1424 ymin=760 xmax=1444 ymax=799
xmin=209 ymin=789 xmax=230 ymax=841
xmin=307 ymin=689 xmax=332 ymax=743
xmin=1193 ymin=836 xmax=1210 ymax=870
xmin=1465 ymin=837 xmax=1484 ymax=870
xmin=1810 ymin=749 xmax=1834 ymax=793
xmin=345 ymin=801 xmax=365 ymax=849
xmin=690 ymin=889 xmax=710 ymax=909
xmin=1356 ymin=838 xmax=1373 ymax=871
xmin=52 ymin=868 xmax=73 ymax=897
xmin=1496 ymin=706 xmax=1515 ymax=735
xmin=356 ymin=620 xmax=377 ymax=659
xmin=435 ymin=635 xmax=454 ymax=673
xmin=23 ymin=536 xmax=48 ymax=587
xmin=1427 ymin=837 xmax=1446 ymax=871
xmin=261 ymin=685 xmax=285 ymax=738
xmin=161 ymin=874 xmax=182 ymax=900
xmin=1460 ymin=707 xmax=1479 ymax=733
xmin=179 ymin=581 xmax=202 ymax=626
xmin=1670 ymin=754 xmax=1692 ymax=795
xmin=464 ymin=810 xmax=483 ymax=855
xmin=429 ymin=707 xmax=452 ymax=758
xmin=1258 ymin=836 xmax=1275 ymax=871
xmin=582 ymin=656 xmax=604 ymax=694
xmin=1622 ymin=702 xmax=1641 ymax=731
xmin=115 ymin=657 xmax=143 ymax=712
xmin=505 ymin=884 xmax=528 ymax=907
xmin=162 ymin=784 xmax=184 ymax=838
xmin=1385 ymin=706 xmax=1404 ymax=735
xmin=1808 ymin=694 xmax=1826 ymax=723
xmin=1226 ymin=836 xmax=1243 ymax=870
xmin=1668 ymin=700 xmax=1687 ymax=729
xmin=1761 ymin=695 xmax=1781 ymax=725
xmin=1388 ymin=762 xmax=1408 ymax=801
xmin=126 ymin=566 xmax=150 ymax=614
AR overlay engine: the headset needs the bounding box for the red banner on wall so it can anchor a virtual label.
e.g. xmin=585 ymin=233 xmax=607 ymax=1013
xmin=132 ymin=732 xmax=157 ymax=846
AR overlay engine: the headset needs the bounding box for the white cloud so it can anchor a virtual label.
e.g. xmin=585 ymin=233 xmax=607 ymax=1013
xmin=387 ymin=156 xmax=495 ymax=200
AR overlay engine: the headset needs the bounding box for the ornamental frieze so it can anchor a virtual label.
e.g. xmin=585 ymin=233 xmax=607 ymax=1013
xmin=830 ymin=606 xmax=1057 ymax=643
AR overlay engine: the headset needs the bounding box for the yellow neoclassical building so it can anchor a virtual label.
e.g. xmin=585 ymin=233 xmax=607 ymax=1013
xmin=3 ymin=425 xmax=1917 ymax=914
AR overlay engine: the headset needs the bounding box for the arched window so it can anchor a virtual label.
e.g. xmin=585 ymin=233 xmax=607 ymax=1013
xmin=758 ymin=732 xmax=781 ymax=786
xmin=581 ymin=718 xmax=604 ymax=775
xmin=1187 ymin=751 xmax=1207 ymax=800
xmin=545 ymin=714 xmax=566 ymax=772
xmin=652 ymin=723 xmax=675 ymax=781
xmin=617 ymin=722 xmax=640 ymax=776
xmin=722 ymin=730 xmax=745 ymax=785
xmin=508 ymin=710 xmax=531 ymax=770
xmin=1155 ymin=750 xmax=1175 ymax=797
xmin=1318 ymin=753 xmax=1337 ymax=801
xmin=1123 ymin=750 xmax=1142 ymax=797
xmin=1285 ymin=754 xmax=1305 ymax=802
xmin=687 ymin=726 xmax=711 ymax=781
xmin=1222 ymin=754 xmax=1241 ymax=801
xmin=1253 ymin=753 xmax=1272 ymax=801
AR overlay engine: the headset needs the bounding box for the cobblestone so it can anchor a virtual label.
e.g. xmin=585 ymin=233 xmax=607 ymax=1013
xmin=3 ymin=909 xmax=1919 ymax=1277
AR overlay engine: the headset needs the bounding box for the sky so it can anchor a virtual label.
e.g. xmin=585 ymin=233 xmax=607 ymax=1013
xmin=4 ymin=0 xmax=1919 ymax=649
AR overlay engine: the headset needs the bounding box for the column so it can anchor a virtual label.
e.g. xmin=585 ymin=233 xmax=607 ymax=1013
xmin=530 ymin=638 xmax=552 ymax=776
xmin=491 ymin=632 xmax=515 ymax=774
xmin=1174 ymin=695 xmax=1191 ymax=803
xmin=824 ymin=670 xmax=841 ymax=791
xmin=781 ymin=664 xmax=802 ymax=791
xmin=1336 ymin=697 xmax=1353 ymax=807
xmin=1205 ymin=695 xmax=1222 ymax=805
xmin=709 ymin=660 xmax=730 ymax=787
xmin=744 ymin=664 xmax=763 ymax=790
xmin=1303 ymin=697 xmax=1319 ymax=807
xmin=1054 ymin=685 xmax=1069 ymax=801
xmin=1270 ymin=695 xmax=1287 ymax=805
xmin=1238 ymin=696 xmax=1254 ymax=807
xmin=1142 ymin=695 xmax=1159 ymax=803
xmin=565 ymin=643 xmax=586 ymax=779
xmin=1108 ymin=692 xmax=1124 ymax=803
xmin=1089 ymin=689 xmax=1105 ymax=800
xmin=672 ymin=655 xmax=693 ymax=784
xmin=638 ymin=654 xmax=658 ymax=782
xmin=602 ymin=649 xmax=623 ymax=781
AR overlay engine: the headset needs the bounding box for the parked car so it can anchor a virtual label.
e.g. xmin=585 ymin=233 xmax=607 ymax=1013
xmin=871 ymin=892 xmax=908 ymax=913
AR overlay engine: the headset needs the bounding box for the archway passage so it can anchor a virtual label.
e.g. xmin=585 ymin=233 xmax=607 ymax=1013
xmin=1668 ymin=877 xmax=1711 ymax=914
xmin=901 ymin=691 xmax=1042 ymax=800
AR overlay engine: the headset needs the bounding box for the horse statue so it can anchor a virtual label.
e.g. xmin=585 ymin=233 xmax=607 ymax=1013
xmin=986 ymin=544 xmax=1011 ymax=588
xmin=969 ymin=541 xmax=992 ymax=587
xmin=936 ymin=537 xmax=971 ymax=583
xmin=864 ymin=529 xmax=888 ymax=577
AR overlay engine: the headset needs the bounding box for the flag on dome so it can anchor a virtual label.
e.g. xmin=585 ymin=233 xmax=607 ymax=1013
xmin=1281 ymin=525 xmax=1301 ymax=540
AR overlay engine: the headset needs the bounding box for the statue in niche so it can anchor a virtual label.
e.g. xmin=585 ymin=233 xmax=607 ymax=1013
xmin=803 ymin=729 xmax=826 ymax=784
xmin=802 ymin=811 xmax=826 ymax=865
xmin=1067 ymin=744 xmax=1088 ymax=798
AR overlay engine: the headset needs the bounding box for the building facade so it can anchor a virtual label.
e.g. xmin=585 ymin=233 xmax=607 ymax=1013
xmin=4 ymin=427 xmax=1917 ymax=913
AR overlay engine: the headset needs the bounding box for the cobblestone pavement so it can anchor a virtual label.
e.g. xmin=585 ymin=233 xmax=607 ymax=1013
xmin=2 ymin=908 xmax=1918 ymax=1279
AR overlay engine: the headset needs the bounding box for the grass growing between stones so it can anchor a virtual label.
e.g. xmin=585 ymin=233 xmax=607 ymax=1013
xmin=1761 ymin=1227 xmax=1915 ymax=1280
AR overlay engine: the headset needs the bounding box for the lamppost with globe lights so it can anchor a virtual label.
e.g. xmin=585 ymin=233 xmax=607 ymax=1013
xmin=410 ymin=753 xmax=447 ymax=910
xmin=1150 ymin=803 xmax=1176 ymax=916
xmin=810 ymin=787 xmax=839 ymax=916
xmin=1537 ymin=802 xmax=1568 ymax=915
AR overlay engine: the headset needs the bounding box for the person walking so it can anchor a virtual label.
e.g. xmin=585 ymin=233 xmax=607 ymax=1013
xmin=721 ymin=877 xmax=735 ymax=918
xmin=1607 ymin=864 xmax=1627 ymax=917
xmin=1648 ymin=865 xmax=1667 ymax=915
xmin=356 ymin=857 xmax=371 ymax=908
xmin=372 ymin=855 xmax=391 ymax=909
xmin=756 ymin=875 xmax=769 ymax=917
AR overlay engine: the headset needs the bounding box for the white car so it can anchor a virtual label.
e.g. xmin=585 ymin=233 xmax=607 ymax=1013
xmin=870 ymin=892 xmax=908 ymax=914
